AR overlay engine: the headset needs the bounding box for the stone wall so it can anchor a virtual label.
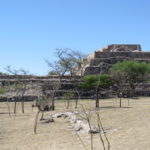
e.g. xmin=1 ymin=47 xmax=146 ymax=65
xmin=99 ymin=44 xmax=141 ymax=52
xmin=0 ymin=75 xmax=81 ymax=80
xmin=0 ymin=75 xmax=83 ymax=101
xmin=94 ymin=52 xmax=150 ymax=59
xmin=84 ymin=51 xmax=150 ymax=75
xmin=73 ymin=44 xmax=144 ymax=76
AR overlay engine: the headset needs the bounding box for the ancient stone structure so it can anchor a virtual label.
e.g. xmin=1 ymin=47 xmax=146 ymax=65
xmin=73 ymin=44 xmax=150 ymax=75
xmin=1 ymin=44 xmax=150 ymax=100
xmin=0 ymin=75 xmax=81 ymax=101
xmin=99 ymin=44 xmax=141 ymax=52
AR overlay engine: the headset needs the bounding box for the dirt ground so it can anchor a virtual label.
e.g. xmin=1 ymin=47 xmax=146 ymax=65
xmin=1 ymin=97 xmax=150 ymax=150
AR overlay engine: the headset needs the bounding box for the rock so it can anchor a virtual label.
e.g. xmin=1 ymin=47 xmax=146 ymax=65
xmin=74 ymin=121 xmax=83 ymax=131
xmin=68 ymin=114 xmax=78 ymax=124
xmin=51 ymin=111 xmax=99 ymax=133
xmin=64 ymin=112 xmax=74 ymax=117
xmin=74 ymin=111 xmax=79 ymax=114
xmin=53 ymin=113 xmax=67 ymax=118
xmin=88 ymin=126 xmax=99 ymax=133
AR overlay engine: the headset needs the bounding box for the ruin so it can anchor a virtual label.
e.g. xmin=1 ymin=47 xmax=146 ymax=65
xmin=73 ymin=44 xmax=150 ymax=75
xmin=1 ymin=44 xmax=150 ymax=100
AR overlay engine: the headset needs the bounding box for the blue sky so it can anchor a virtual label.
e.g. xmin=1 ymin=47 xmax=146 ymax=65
xmin=0 ymin=0 xmax=150 ymax=75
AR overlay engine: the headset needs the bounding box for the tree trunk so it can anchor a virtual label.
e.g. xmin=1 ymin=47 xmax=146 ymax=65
xmin=40 ymin=111 xmax=44 ymax=120
xmin=21 ymin=84 xmax=27 ymax=114
xmin=14 ymin=97 xmax=17 ymax=114
xmin=67 ymin=98 xmax=70 ymax=109
xmin=130 ymin=83 xmax=136 ymax=98
xmin=119 ymin=91 xmax=122 ymax=108
xmin=95 ymin=88 xmax=99 ymax=108
xmin=51 ymin=91 xmax=55 ymax=110
xmin=34 ymin=110 xmax=40 ymax=134
xmin=75 ymin=89 xmax=80 ymax=109
xmin=6 ymin=98 xmax=11 ymax=116
xmin=119 ymin=97 xmax=122 ymax=108
xmin=75 ymin=98 xmax=78 ymax=109
xmin=21 ymin=96 xmax=25 ymax=114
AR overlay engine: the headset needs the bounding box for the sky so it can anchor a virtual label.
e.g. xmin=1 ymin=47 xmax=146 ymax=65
xmin=0 ymin=0 xmax=150 ymax=75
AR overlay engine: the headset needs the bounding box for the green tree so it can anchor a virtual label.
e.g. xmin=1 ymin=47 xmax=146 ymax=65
xmin=80 ymin=74 xmax=113 ymax=108
xmin=0 ymin=72 xmax=7 ymax=75
xmin=110 ymin=60 xmax=150 ymax=106
xmin=110 ymin=60 xmax=150 ymax=83
xmin=48 ymin=71 xmax=59 ymax=75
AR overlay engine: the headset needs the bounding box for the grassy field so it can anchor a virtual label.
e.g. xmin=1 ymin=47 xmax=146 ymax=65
xmin=0 ymin=97 xmax=150 ymax=150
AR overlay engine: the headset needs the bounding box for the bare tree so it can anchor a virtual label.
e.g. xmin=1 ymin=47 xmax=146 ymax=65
xmin=80 ymin=105 xmax=110 ymax=150
xmin=68 ymin=50 xmax=85 ymax=76
xmin=63 ymin=92 xmax=75 ymax=109
xmin=96 ymin=113 xmax=110 ymax=150
xmin=34 ymin=109 xmax=40 ymax=134
xmin=81 ymin=105 xmax=94 ymax=150
xmin=46 ymin=48 xmax=74 ymax=76
xmin=46 ymin=48 xmax=85 ymax=76
xmin=0 ymin=82 xmax=11 ymax=116
xmin=73 ymin=80 xmax=82 ymax=109
xmin=45 ymin=48 xmax=85 ymax=109
xmin=5 ymin=66 xmax=30 ymax=113
xmin=41 ymin=80 xmax=60 ymax=110
xmin=33 ymin=95 xmax=53 ymax=134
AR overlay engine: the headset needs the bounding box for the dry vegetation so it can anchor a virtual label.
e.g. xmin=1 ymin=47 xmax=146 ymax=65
xmin=1 ymin=97 xmax=150 ymax=150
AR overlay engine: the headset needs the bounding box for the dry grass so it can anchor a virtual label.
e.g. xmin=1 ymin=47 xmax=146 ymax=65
xmin=0 ymin=97 xmax=150 ymax=150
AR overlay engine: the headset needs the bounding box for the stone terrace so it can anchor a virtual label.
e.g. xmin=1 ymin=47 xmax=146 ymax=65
xmin=83 ymin=44 xmax=150 ymax=75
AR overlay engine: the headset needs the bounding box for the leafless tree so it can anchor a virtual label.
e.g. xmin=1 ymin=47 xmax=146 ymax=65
xmin=81 ymin=105 xmax=94 ymax=150
xmin=96 ymin=113 xmax=110 ymax=150
xmin=46 ymin=48 xmax=74 ymax=76
xmin=68 ymin=50 xmax=85 ymax=76
xmin=0 ymin=81 xmax=11 ymax=116
xmin=41 ymin=80 xmax=60 ymax=110
xmin=5 ymin=66 xmax=30 ymax=113
xmin=45 ymin=48 xmax=85 ymax=111
xmin=34 ymin=109 xmax=40 ymax=134
xmin=34 ymin=95 xmax=53 ymax=134
xmin=73 ymin=80 xmax=82 ymax=109
xmin=80 ymin=105 xmax=110 ymax=150
xmin=46 ymin=48 xmax=85 ymax=76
